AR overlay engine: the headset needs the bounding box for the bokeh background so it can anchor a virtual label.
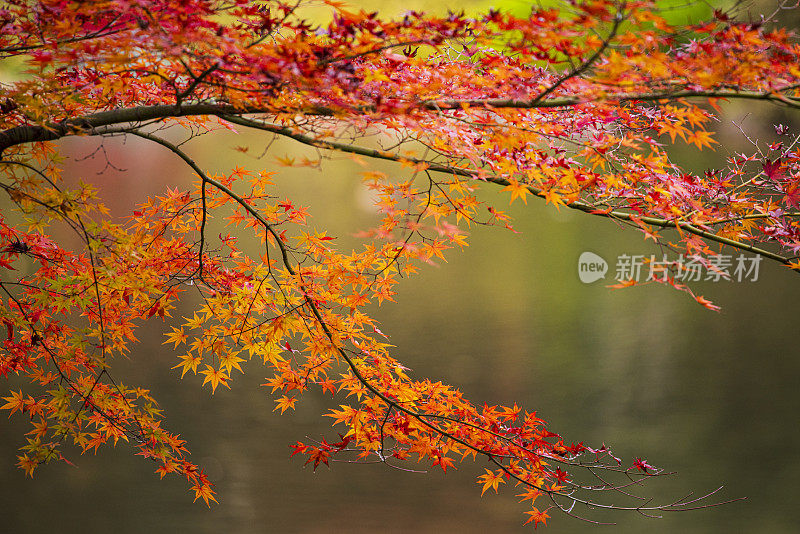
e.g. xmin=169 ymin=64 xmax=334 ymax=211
xmin=2 ymin=1 xmax=799 ymax=532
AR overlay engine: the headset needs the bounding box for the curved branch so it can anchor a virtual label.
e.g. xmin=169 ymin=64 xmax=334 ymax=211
xmin=13 ymin=104 xmax=792 ymax=269
xmin=0 ymin=103 xmax=331 ymax=156
xmin=125 ymin=130 xmax=596 ymax=506
xmin=121 ymin=130 xmax=744 ymax=516
xmin=218 ymin=115 xmax=799 ymax=269
xmin=530 ymin=2 xmax=626 ymax=104
xmin=430 ymin=89 xmax=800 ymax=111
xmin=3 ymin=86 xmax=800 ymax=155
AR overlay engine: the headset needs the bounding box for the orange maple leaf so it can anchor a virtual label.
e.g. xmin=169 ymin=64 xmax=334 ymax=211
xmin=685 ymin=129 xmax=718 ymax=150
xmin=501 ymin=179 xmax=530 ymax=204
xmin=523 ymin=507 xmax=550 ymax=528
xmin=273 ymin=395 xmax=298 ymax=414
xmin=191 ymin=482 xmax=218 ymax=507
xmin=477 ymin=468 xmax=506 ymax=496
xmin=694 ymin=294 xmax=721 ymax=312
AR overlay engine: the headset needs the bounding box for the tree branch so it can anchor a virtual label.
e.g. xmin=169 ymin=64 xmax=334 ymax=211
xmin=3 ymin=87 xmax=800 ymax=155
xmin=218 ymin=116 xmax=799 ymax=269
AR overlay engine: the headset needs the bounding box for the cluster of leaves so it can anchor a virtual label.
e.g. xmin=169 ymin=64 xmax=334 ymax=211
xmin=1 ymin=0 xmax=799 ymax=527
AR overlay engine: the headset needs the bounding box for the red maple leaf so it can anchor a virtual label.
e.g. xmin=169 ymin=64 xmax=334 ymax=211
xmin=762 ymin=158 xmax=786 ymax=182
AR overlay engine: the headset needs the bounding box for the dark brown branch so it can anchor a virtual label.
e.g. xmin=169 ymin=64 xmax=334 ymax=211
xmin=218 ymin=116 xmax=798 ymax=269
xmin=0 ymin=103 xmax=331 ymax=156
xmin=530 ymin=2 xmax=626 ymax=104
xmin=3 ymin=87 xmax=800 ymax=155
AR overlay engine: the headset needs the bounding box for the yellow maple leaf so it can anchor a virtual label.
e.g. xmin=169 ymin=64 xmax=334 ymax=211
xmin=501 ymin=179 xmax=530 ymax=205
xmin=163 ymin=327 xmax=187 ymax=348
xmin=219 ymin=351 xmax=246 ymax=374
xmin=172 ymin=354 xmax=202 ymax=378
xmin=1 ymin=390 xmax=26 ymax=416
xmin=199 ymin=365 xmax=230 ymax=393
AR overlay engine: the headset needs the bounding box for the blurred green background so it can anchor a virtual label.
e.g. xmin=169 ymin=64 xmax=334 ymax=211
xmin=2 ymin=1 xmax=799 ymax=533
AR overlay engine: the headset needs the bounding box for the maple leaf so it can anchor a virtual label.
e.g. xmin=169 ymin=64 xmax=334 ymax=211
xmin=199 ymin=365 xmax=230 ymax=393
xmin=275 ymin=155 xmax=296 ymax=166
xmin=191 ymin=481 xmax=218 ymax=507
xmin=783 ymin=183 xmax=800 ymax=209
xmin=543 ymin=188 xmax=565 ymax=208
xmin=694 ymin=295 xmax=721 ymax=312
xmin=273 ymin=395 xmax=297 ymax=414
xmin=172 ymin=354 xmax=202 ymax=378
xmin=289 ymin=442 xmax=308 ymax=458
xmin=1 ymin=390 xmax=26 ymax=416
xmin=477 ymin=468 xmax=506 ymax=496
xmin=517 ymin=487 xmax=542 ymax=504
xmin=16 ymin=454 xmax=38 ymax=478
xmin=523 ymin=507 xmax=550 ymax=528
xmin=318 ymin=379 xmax=337 ymax=396
xmin=163 ymin=327 xmax=187 ymax=348
xmin=432 ymin=454 xmax=455 ymax=473
xmin=501 ymin=179 xmax=530 ymax=205
xmin=762 ymin=158 xmax=786 ymax=182
xmin=304 ymin=446 xmax=331 ymax=471
xmin=219 ymin=351 xmax=246 ymax=374
xmin=658 ymin=120 xmax=688 ymax=142
xmin=608 ymin=279 xmax=637 ymax=289
xmin=631 ymin=457 xmax=655 ymax=473
xmin=155 ymin=461 xmax=177 ymax=479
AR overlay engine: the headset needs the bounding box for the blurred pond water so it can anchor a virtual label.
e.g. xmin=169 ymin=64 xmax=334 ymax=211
xmin=2 ymin=115 xmax=799 ymax=534
xmin=3 ymin=0 xmax=800 ymax=519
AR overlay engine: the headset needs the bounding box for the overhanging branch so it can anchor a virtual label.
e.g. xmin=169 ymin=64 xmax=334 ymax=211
xmin=219 ymin=115 xmax=799 ymax=269
xmin=2 ymin=87 xmax=799 ymax=155
xmin=2 ymin=90 xmax=798 ymax=269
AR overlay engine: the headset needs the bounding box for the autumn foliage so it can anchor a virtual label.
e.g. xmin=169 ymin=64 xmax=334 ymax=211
xmin=1 ymin=0 xmax=799 ymax=527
